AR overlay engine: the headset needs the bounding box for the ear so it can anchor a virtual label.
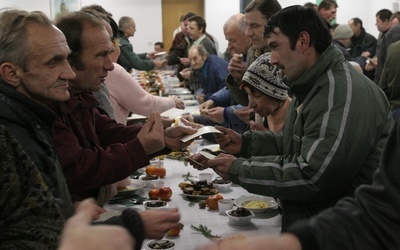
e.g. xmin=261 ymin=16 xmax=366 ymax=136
xmin=296 ymin=31 xmax=311 ymax=53
xmin=0 ymin=63 xmax=22 ymax=87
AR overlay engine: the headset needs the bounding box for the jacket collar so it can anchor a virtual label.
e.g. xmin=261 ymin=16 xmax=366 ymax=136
xmin=57 ymin=90 xmax=99 ymax=114
xmin=285 ymin=45 xmax=345 ymax=103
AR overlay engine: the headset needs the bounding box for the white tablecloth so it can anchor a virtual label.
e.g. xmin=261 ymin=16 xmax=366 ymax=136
xmin=104 ymin=154 xmax=282 ymax=250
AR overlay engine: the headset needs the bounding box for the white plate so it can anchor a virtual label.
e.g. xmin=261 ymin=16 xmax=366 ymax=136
xmin=234 ymin=195 xmax=278 ymax=213
xmin=179 ymin=94 xmax=196 ymax=100
xmin=181 ymin=126 xmax=222 ymax=143
xmin=154 ymin=51 xmax=167 ymax=56
xmin=117 ymin=179 xmax=146 ymax=195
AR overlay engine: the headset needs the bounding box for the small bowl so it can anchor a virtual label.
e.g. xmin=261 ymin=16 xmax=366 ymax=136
xmin=143 ymin=200 xmax=169 ymax=210
xmin=212 ymin=180 xmax=232 ymax=192
xmin=146 ymin=239 xmax=175 ymax=250
xmin=139 ymin=175 xmax=160 ymax=188
xmin=225 ymin=208 xmax=255 ymax=226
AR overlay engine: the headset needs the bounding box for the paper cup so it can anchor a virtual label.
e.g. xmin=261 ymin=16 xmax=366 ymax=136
xmin=199 ymin=173 xmax=212 ymax=183
xmin=218 ymin=199 xmax=234 ymax=214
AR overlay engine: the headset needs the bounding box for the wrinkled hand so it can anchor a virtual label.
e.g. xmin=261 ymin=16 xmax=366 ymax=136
xmin=161 ymin=116 xmax=174 ymax=128
xmin=198 ymin=234 xmax=302 ymax=250
xmin=146 ymin=52 xmax=156 ymax=59
xmin=164 ymin=125 xmax=198 ymax=151
xmin=138 ymin=113 xmax=165 ymax=154
xmin=60 ymin=199 xmax=134 ymax=250
xmin=186 ymin=153 xmax=210 ymax=171
xmin=207 ymin=107 xmax=225 ymax=123
xmin=214 ymin=126 xmax=242 ymax=154
xmin=249 ymin=120 xmax=268 ymax=131
xmin=180 ymin=57 xmax=191 ymax=66
xmin=200 ymin=100 xmax=215 ymax=110
xmin=180 ymin=117 xmax=203 ymax=129
xmin=172 ymin=96 xmax=185 ymax=109
xmin=139 ymin=208 xmax=181 ymax=239
xmin=74 ymin=201 xmax=106 ymax=221
xmin=206 ymin=153 xmax=236 ymax=181
xmin=154 ymin=59 xmax=167 ymax=69
xmin=179 ymin=68 xmax=191 ymax=79
xmin=228 ymin=54 xmax=246 ymax=82
xmin=233 ymin=107 xmax=254 ymax=124
xmin=365 ymin=57 xmax=377 ymax=71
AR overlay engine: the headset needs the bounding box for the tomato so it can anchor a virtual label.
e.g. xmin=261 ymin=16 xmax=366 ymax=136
xmin=206 ymin=194 xmax=223 ymax=210
xmin=167 ymin=223 xmax=184 ymax=237
xmin=159 ymin=187 xmax=172 ymax=201
xmin=148 ymin=189 xmax=159 ymax=200
xmin=155 ymin=166 xmax=166 ymax=178
xmin=146 ymin=165 xmax=157 ymax=176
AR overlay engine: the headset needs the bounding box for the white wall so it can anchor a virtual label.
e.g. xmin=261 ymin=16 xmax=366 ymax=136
xmin=1 ymin=0 xmax=399 ymax=53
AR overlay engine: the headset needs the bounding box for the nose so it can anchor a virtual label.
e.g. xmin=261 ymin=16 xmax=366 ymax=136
xmin=269 ymin=53 xmax=278 ymax=65
xmin=104 ymin=55 xmax=114 ymax=71
xmin=245 ymin=27 xmax=252 ymax=37
xmin=62 ymin=62 xmax=76 ymax=80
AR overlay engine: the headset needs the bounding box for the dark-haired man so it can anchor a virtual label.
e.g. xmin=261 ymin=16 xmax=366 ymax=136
xmin=191 ymin=5 xmax=393 ymax=231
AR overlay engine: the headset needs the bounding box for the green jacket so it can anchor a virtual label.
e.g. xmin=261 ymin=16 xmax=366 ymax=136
xmin=118 ymin=35 xmax=154 ymax=72
xmin=229 ymin=45 xmax=393 ymax=230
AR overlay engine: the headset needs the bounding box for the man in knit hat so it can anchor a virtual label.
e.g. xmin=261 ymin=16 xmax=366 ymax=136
xmin=332 ymin=24 xmax=354 ymax=61
xmin=189 ymin=5 xmax=392 ymax=231
xmin=240 ymin=53 xmax=291 ymax=132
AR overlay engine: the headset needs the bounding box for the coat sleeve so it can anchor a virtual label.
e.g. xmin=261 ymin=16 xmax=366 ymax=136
xmin=118 ymin=43 xmax=154 ymax=71
xmin=229 ymin=74 xmax=393 ymax=201
xmin=106 ymin=64 xmax=175 ymax=119
xmin=288 ymin=117 xmax=400 ymax=250
xmin=52 ymin=110 xmax=150 ymax=194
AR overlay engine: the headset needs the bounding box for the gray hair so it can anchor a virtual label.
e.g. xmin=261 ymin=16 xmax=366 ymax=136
xmin=118 ymin=16 xmax=133 ymax=31
xmin=0 ymin=8 xmax=53 ymax=71
xmin=223 ymin=13 xmax=246 ymax=34
xmin=189 ymin=44 xmax=209 ymax=57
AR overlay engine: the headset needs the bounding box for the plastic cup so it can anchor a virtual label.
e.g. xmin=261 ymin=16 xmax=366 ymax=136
xmin=218 ymin=199 xmax=234 ymax=214
xmin=199 ymin=173 xmax=213 ymax=183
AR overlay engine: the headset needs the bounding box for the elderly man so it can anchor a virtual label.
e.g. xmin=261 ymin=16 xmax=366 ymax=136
xmin=198 ymin=14 xmax=253 ymax=130
xmin=50 ymin=11 xmax=195 ymax=205
xmin=317 ymin=0 xmax=338 ymax=24
xmin=226 ymin=0 xmax=281 ymax=106
xmin=0 ymin=9 xmax=181 ymax=249
xmin=117 ymin=16 xmax=165 ymax=72
xmin=190 ymin=5 xmax=393 ymax=230
xmin=348 ymin=17 xmax=377 ymax=59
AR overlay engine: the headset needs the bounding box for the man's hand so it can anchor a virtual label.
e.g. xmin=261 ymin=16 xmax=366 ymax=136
xmin=172 ymin=96 xmax=185 ymax=109
xmin=74 ymin=201 xmax=106 ymax=221
xmin=206 ymin=153 xmax=236 ymax=181
xmin=214 ymin=126 xmax=242 ymax=154
xmin=179 ymin=57 xmax=191 ymax=66
xmin=207 ymin=107 xmax=225 ymax=123
xmin=186 ymin=153 xmax=210 ymax=171
xmin=59 ymin=199 xmax=134 ymax=250
xmin=179 ymin=68 xmax=191 ymax=79
xmin=228 ymin=54 xmax=246 ymax=82
xmin=139 ymin=208 xmax=181 ymax=239
xmin=154 ymin=59 xmax=167 ymax=69
xmin=137 ymin=113 xmax=165 ymax=154
xmin=233 ymin=107 xmax=254 ymax=124
xmin=164 ymin=125 xmax=197 ymax=151
xmin=200 ymin=100 xmax=215 ymax=111
xmin=249 ymin=120 xmax=267 ymax=131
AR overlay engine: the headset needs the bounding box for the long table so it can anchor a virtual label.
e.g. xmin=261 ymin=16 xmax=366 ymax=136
xmin=103 ymin=152 xmax=282 ymax=250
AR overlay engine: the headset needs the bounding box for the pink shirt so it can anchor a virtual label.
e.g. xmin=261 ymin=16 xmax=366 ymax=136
xmin=105 ymin=63 xmax=175 ymax=124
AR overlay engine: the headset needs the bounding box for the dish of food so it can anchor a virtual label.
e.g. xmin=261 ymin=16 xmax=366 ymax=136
xmin=146 ymin=239 xmax=175 ymax=250
xmin=226 ymin=207 xmax=255 ymax=226
xmin=179 ymin=180 xmax=218 ymax=198
xmin=234 ymin=195 xmax=278 ymax=213
xmin=116 ymin=179 xmax=146 ymax=196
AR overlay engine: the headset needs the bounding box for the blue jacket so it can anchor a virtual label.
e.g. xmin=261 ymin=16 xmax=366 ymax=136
xmin=198 ymin=55 xmax=228 ymax=101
